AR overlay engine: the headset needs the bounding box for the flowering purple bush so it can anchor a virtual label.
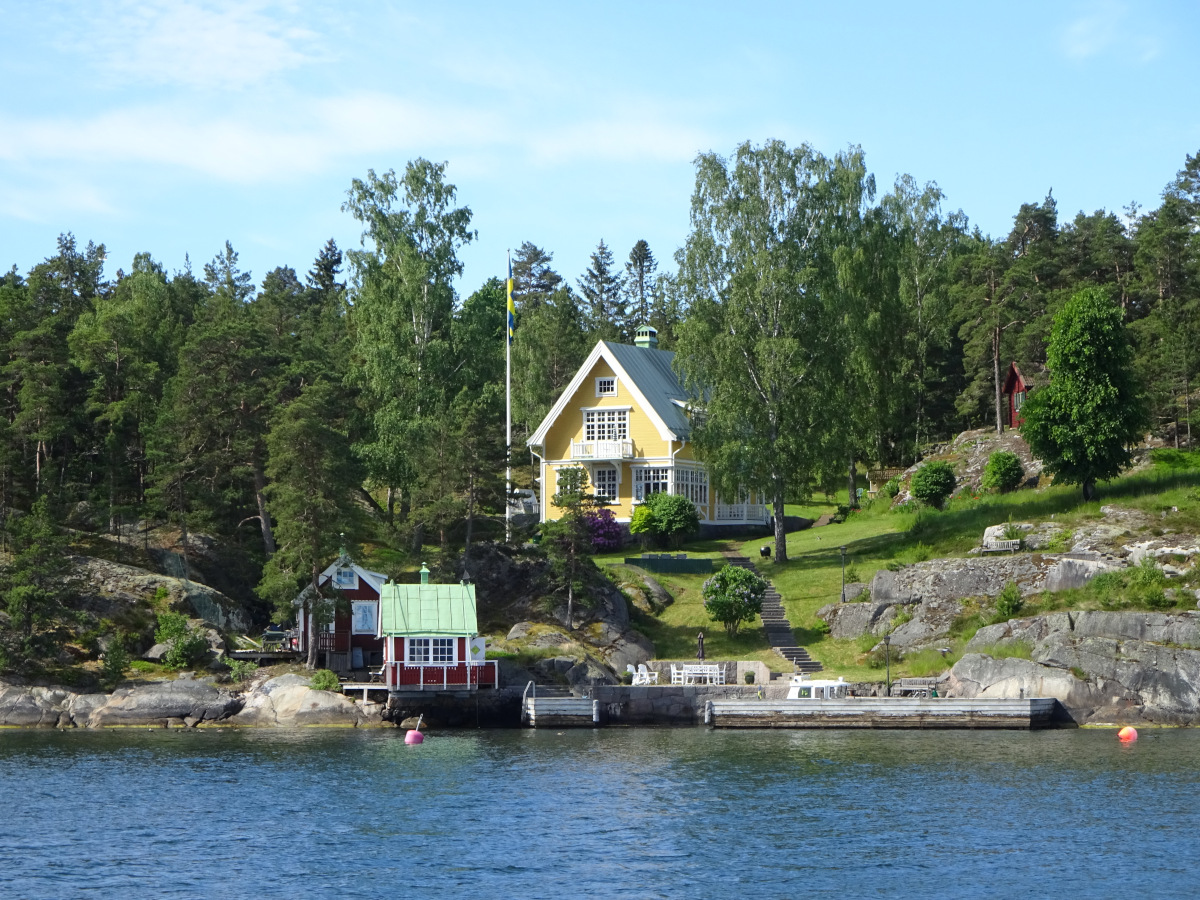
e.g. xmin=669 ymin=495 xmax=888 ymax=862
xmin=585 ymin=507 xmax=623 ymax=551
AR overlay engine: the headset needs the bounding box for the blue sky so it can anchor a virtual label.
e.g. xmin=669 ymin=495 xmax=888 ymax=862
xmin=2 ymin=1 xmax=1198 ymax=295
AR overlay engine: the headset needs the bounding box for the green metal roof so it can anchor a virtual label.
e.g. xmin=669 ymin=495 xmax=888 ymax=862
xmin=602 ymin=341 xmax=692 ymax=440
xmin=379 ymin=583 xmax=478 ymax=636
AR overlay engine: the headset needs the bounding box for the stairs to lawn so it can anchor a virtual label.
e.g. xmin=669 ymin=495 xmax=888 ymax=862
xmin=722 ymin=554 xmax=823 ymax=675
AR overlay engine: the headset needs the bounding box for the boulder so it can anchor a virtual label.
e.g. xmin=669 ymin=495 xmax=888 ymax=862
xmin=818 ymin=601 xmax=896 ymax=639
xmin=227 ymin=674 xmax=374 ymax=727
xmin=947 ymin=654 xmax=1102 ymax=711
xmin=506 ymin=622 xmax=534 ymax=641
xmin=0 ymin=684 xmax=70 ymax=727
xmin=87 ymin=679 xmax=242 ymax=727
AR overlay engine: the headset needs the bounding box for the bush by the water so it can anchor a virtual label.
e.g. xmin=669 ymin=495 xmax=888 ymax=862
xmin=910 ymin=461 xmax=956 ymax=509
xmin=310 ymin=669 xmax=340 ymax=691
xmin=154 ymin=612 xmax=209 ymax=669
xmin=982 ymin=451 xmax=1025 ymax=493
xmin=101 ymin=635 xmax=129 ymax=687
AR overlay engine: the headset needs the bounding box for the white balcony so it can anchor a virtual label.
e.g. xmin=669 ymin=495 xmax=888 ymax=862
xmin=715 ymin=503 xmax=769 ymax=522
xmin=572 ymin=439 xmax=634 ymax=460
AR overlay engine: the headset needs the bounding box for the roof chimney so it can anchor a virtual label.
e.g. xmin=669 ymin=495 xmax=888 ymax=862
xmin=634 ymin=325 xmax=658 ymax=349
xmin=420 ymin=562 xmax=430 ymax=585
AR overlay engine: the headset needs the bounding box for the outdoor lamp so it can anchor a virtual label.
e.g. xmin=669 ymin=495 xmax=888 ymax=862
xmin=883 ymin=634 xmax=892 ymax=697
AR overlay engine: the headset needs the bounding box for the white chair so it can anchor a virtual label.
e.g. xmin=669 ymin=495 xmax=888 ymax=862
xmin=638 ymin=663 xmax=659 ymax=685
xmin=670 ymin=664 xmax=684 ymax=685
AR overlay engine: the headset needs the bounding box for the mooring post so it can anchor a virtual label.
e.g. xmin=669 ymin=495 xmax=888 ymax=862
xmin=704 ymin=700 xmax=713 ymax=725
xmin=592 ymin=700 xmax=600 ymax=724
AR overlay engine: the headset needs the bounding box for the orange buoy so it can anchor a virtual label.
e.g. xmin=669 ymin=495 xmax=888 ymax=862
xmin=1118 ymin=726 xmax=1138 ymax=742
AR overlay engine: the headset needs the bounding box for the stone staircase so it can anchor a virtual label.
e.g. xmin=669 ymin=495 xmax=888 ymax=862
xmin=723 ymin=555 xmax=823 ymax=675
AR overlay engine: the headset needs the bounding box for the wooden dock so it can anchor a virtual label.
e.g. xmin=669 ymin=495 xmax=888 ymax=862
xmin=523 ymin=697 xmax=600 ymax=728
xmin=705 ymin=697 xmax=1058 ymax=729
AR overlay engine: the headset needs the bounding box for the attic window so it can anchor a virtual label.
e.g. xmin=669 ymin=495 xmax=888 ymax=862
xmin=334 ymin=568 xmax=356 ymax=588
xmin=595 ymin=377 xmax=617 ymax=397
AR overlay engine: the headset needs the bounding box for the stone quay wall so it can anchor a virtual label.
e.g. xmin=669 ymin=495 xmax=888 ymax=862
xmin=591 ymin=683 xmax=790 ymax=726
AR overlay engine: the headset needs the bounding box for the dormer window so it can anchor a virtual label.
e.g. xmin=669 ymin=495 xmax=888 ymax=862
xmin=595 ymin=377 xmax=617 ymax=397
xmin=334 ymin=568 xmax=356 ymax=588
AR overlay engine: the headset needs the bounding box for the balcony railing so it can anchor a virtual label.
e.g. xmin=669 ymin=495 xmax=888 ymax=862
xmin=572 ymin=439 xmax=634 ymax=459
xmin=385 ymin=661 xmax=499 ymax=691
xmin=715 ymin=503 xmax=768 ymax=522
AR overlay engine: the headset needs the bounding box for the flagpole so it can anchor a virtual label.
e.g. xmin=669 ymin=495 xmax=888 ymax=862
xmin=505 ymin=250 xmax=513 ymax=545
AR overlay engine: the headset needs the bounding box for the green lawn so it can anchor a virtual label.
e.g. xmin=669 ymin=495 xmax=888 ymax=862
xmin=601 ymin=451 xmax=1200 ymax=682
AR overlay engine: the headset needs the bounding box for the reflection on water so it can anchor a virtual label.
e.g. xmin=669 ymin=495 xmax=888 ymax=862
xmin=2 ymin=728 xmax=1199 ymax=898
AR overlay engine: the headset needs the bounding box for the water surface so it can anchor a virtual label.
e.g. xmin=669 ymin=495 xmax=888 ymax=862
xmin=1 ymin=727 xmax=1196 ymax=898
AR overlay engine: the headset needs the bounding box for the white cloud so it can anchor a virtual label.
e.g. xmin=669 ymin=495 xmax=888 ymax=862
xmin=1062 ymin=2 xmax=1160 ymax=63
xmin=0 ymin=178 xmax=118 ymax=223
xmin=70 ymin=0 xmax=325 ymax=90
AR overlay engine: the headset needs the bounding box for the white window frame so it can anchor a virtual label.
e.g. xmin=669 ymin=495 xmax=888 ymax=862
xmin=633 ymin=466 xmax=671 ymax=502
xmin=583 ymin=408 xmax=629 ymax=441
xmin=595 ymin=376 xmax=617 ymax=397
xmin=432 ymin=637 xmax=455 ymax=663
xmin=408 ymin=638 xmax=430 ymax=664
xmin=333 ymin=567 xmax=357 ymax=589
xmin=593 ymin=465 xmax=619 ymax=501
xmin=674 ymin=467 xmax=709 ymax=506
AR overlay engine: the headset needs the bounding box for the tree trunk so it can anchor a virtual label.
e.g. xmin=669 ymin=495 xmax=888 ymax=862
xmin=847 ymin=456 xmax=858 ymax=509
xmin=386 ymin=486 xmax=395 ymax=527
xmin=992 ymin=326 xmax=1004 ymax=435
xmin=253 ymin=460 xmax=276 ymax=556
xmin=463 ymin=470 xmax=475 ymax=580
xmin=306 ymin=564 xmax=319 ymax=670
xmin=1082 ymin=478 xmax=1097 ymax=502
xmin=773 ymin=483 xmax=787 ymax=564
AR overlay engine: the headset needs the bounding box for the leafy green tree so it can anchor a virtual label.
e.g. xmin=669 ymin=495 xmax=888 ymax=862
xmin=0 ymin=496 xmax=77 ymax=667
xmin=676 ymin=140 xmax=871 ymax=562
xmin=257 ymin=383 xmax=362 ymax=667
xmin=541 ymin=466 xmax=602 ymax=629
xmin=343 ymin=160 xmax=475 ymax=527
xmin=702 ymin=564 xmax=766 ymax=637
xmin=577 ymin=239 xmax=624 ymax=340
xmin=910 ymin=460 xmax=956 ymax=508
xmin=154 ymin=611 xmax=209 ymax=669
xmin=1021 ymin=288 xmax=1147 ymax=500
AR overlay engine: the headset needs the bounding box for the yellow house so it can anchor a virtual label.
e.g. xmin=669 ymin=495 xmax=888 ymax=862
xmin=527 ymin=326 xmax=768 ymax=528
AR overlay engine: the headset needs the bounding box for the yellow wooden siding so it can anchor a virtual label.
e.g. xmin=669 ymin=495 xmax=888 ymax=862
xmin=542 ymin=358 xmax=671 ymax=462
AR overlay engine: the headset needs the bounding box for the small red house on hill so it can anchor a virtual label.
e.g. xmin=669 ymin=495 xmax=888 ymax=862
xmin=295 ymin=554 xmax=387 ymax=673
xmin=1003 ymin=362 xmax=1037 ymax=429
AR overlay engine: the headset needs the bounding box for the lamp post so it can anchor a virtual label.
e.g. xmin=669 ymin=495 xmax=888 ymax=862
xmin=839 ymin=545 xmax=847 ymax=603
xmin=883 ymin=634 xmax=892 ymax=697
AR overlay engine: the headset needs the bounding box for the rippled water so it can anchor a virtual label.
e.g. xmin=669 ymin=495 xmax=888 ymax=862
xmin=2 ymin=727 xmax=1199 ymax=898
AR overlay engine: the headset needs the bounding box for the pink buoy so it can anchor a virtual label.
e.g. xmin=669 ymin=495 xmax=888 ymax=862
xmin=1118 ymin=726 xmax=1138 ymax=742
xmin=405 ymin=730 xmax=424 ymax=745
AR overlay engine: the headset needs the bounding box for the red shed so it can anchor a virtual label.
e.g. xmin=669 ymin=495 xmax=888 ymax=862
xmin=1003 ymin=362 xmax=1036 ymax=429
xmin=295 ymin=554 xmax=387 ymax=674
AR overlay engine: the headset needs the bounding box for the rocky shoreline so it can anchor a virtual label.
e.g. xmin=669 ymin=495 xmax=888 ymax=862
xmin=0 ymin=673 xmax=383 ymax=729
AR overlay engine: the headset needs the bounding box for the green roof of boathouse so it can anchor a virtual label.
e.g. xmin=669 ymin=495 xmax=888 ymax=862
xmin=379 ymin=564 xmax=478 ymax=636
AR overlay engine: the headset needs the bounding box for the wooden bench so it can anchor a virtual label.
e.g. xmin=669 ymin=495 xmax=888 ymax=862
xmin=981 ymin=539 xmax=1021 ymax=554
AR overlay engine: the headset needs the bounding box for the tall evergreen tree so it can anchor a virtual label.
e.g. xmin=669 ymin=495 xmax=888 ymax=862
xmin=577 ymin=239 xmax=624 ymax=340
xmin=622 ymin=239 xmax=657 ymax=337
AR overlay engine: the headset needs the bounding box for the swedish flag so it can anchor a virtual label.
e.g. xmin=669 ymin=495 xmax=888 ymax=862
xmin=506 ymin=259 xmax=515 ymax=345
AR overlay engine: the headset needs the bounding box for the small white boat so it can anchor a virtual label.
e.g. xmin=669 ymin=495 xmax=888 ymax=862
xmin=785 ymin=674 xmax=850 ymax=700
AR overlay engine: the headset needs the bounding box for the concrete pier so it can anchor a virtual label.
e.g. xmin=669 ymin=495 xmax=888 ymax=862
xmin=706 ymin=697 xmax=1058 ymax=729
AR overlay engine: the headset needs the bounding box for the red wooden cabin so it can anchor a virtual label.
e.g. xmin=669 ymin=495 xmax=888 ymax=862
xmin=295 ymin=555 xmax=387 ymax=673
xmin=1003 ymin=362 xmax=1035 ymax=429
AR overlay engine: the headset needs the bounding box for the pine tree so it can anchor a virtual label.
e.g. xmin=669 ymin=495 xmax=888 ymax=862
xmin=622 ymin=240 xmax=657 ymax=338
xmin=0 ymin=496 xmax=77 ymax=667
xmin=577 ymin=239 xmax=624 ymax=340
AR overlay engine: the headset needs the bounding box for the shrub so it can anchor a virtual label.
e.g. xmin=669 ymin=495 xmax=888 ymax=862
xmin=310 ymin=669 xmax=340 ymax=691
xmin=910 ymin=461 xmax=956 ymax=509
xmin=1131 ymin=556 xmax=1165 ymax=588
xmin=225 ymin=658 xmax=259 ymax=683
xmin=101 ymin=635 xmax=129 ymax=687
xmin=630 ymin=493 xmax=700 ymax=547
xmin=995 ymin=582 xmax=1024 ymax=620
xmin=883 ymin=476 xmax=902 ymax=499
xmin=702 ymin=565 xmax=767 ymax=636
xmin=584 ymin=507 xmax=622 ymax=552
xmin=981 ymin=451 xmax=1025 ymax=493
xmin=1002 ymin=521 xmax=1024 ymax=542
xmin=1145 ymin=588 xmax=1174 ymax=611
xmin=154 ymin=611 xmax=209 ymax=669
